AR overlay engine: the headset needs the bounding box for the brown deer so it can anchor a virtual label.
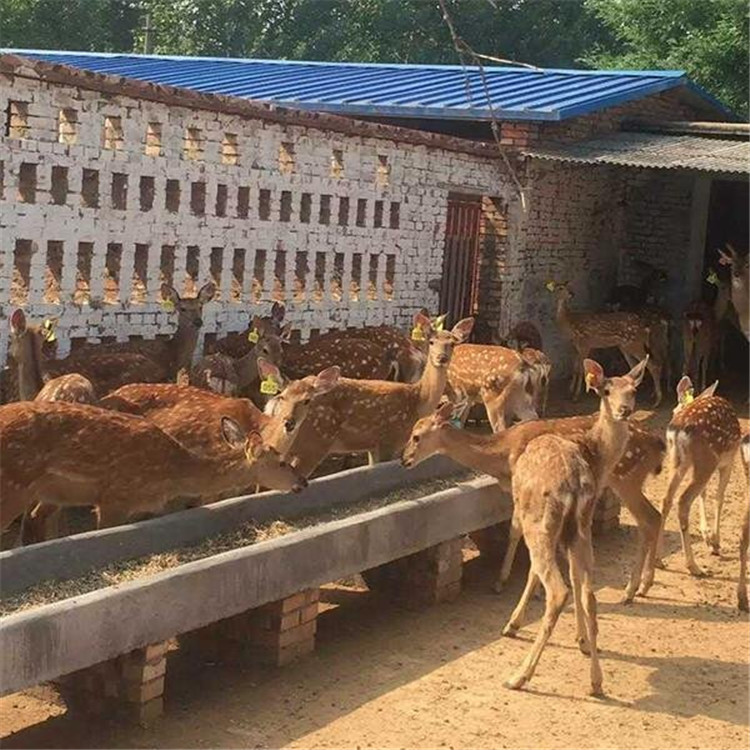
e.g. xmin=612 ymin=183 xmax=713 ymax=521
xmin=548 ymin=281 xmax=663 ymax=405
xmin=402 ymin=357 xmax=656 ymax=604
xmin=273 ymin=315 xmax=474 ymax=476
xmin=1 ymin=401 xmax=306 ymax=543
xmin=718 ymin=244 xmax=749 ymax=339
xmin=75 ymin=282 xmax=216 ymax=380
xmin=209 ymin=301 xmax=287 ymax=359
xmin=681 ymin=300 xmax=717 ymax=392
xmin=659 ymin=376 xmax=741 ymax=575
xmin=35 ymin=373 xmax=96 ymax=404
xmin=9 ymin=309 xmax=166 ymax=399
xmin=737 ymin=433 xmax=749 ymax=612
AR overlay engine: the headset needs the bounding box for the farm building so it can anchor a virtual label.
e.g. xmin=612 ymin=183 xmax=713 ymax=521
xmin=0 ymin=51 xmax=747 ymax=373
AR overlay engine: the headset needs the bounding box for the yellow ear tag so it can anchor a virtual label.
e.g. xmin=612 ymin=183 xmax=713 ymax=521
xmin=545 ymin=280 xmax=556 ymax=292
xmin=706 ymin=271 xmax=719 ymax=286
xmin=161 ymin=299 xmax=176 ymax=313
xmin=681 ymin=389 xmax=695 ymax=405
xmin=248 ymin=329 xmax=260 ymax=343
xmin=411 ymin=326 xmax=425 ymax=342
xmin=260 ymin=376 xmax=280 ymax=396
xmin=432 ymin=316 xmax=445 ymax=332
xmin=42 ymin=320 xmax=57 ymax=343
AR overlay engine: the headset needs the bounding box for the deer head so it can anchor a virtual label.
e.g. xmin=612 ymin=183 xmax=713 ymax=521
xmin=9 ymin=309 xmax=58 ymax=400
xmin=417 ymin=313 xmax=474 ymax=369
xmin=161 ymin=282 xmax=216 ymax=371
xmin=220 ymin=416 xmax=307 ymax=493
xmin=583 ymin=356 xmax=647 ymax=421
xmin=546 ymin=280 xmax=573 ymax=301
xmin=401 ymin=400 xmax=458 ymax=468
xmin=673 ymin=375 xmax=719 ymax=415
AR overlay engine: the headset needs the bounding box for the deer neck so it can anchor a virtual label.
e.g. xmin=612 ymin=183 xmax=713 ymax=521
xmin=416 ymin=359 xmax=450 ymax=417
xmin=588 ymin=398 xmax=629 ymax=488
xmin=435 ymin=428 xmax=511 ymax=480
xmin=16 ymin=333 xmax=46 ymax=400
xmin=168 ymin=323 xmax=200 ymax=376
xmin=556 ymin=296 xmax=574 ymax=333
xmin=234 ymin=349 xmax=260 ymax=390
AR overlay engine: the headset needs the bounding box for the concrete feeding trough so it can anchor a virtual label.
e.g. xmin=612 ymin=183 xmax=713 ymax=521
xmin=0 ymin=457 xmax=511 ymax=722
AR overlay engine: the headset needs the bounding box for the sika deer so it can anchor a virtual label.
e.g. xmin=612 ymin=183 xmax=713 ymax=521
xmin=682 ymin=300 xmax=717 ymax=392
xmin=718 ymin=244 xmax=749 ymax=339
xmin=549 ymin=281 xmax=663 ymax=405
xmin=659 ymin=376 xmax=741 ymax=575
xmin=209 ymin=302 xmax=287 ymax=358
xmin=274 ymin=315 xmax=474 ymax=476
xmin=1 ymin=401 xmax=306 ymax=543
xmin=737 ymin=433 xmax=749 ymax=611
xmin=402 ymin=358 xmax=655 ymax=603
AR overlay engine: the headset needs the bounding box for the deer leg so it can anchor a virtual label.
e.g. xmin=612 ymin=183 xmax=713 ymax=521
xmin=502 ymin=569 xmax=539 ymax=636
xmin=738 ymin=498 xmax=750 ymax=612
xmin=504 ymin=539 xmax=569 ymax=690
xmin=494 ymin=510 xmax=523 ymax=593
xmin=676 ymin=470 xmax=713 ymax=577
xmin=567 ymin=545 xmax=589 ymax=654
xmin=96 ymin=504 xmax=132 ymax=530
xmin=698 ymin=489 xmax=712 ymax=549
xmin=20 ymin=502 xmax=61 ymax=546
xmin=646 ymin=359 xmax=663 ymax=407
xmin=657 ymin=465 xmax=687 ymax=566
xmin=709 ymin=460 xmax=733 ymax=555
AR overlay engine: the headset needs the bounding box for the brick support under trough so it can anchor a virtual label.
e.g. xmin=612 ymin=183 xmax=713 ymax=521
xmin=361 ymin=537 xmax=463 ymax=607
xmin=593 ymin=488 xmax=621 ymax=533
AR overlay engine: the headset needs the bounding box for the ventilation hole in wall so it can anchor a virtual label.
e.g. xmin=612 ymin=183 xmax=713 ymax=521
xmin=231 ymin=248 xmax=246 ymax=302
xmin=319 ymin=194 xmax=331 ymax=225
xmin=273 ymin=251 xmax=286 ymax=301
xmin=279 ymin=141 xmax=295 ymax=174
xmin=294 ymin=251 xmax=308 ymax=302
xmin=259 ymin=189 xmax=271 ymax=221
xmin=338 ymin=197 xmax=350 ymax=227
xmin=190 ymin=181 xmax=206 ymax=215
xmin=356 ymin=198 xmax=367 ymax=227
xmin=373 ymin=200 xmax=384 ymax=228
xmin=74 ymin=242 xmax=93 ymax=305
xmin=237 ymin=186 xmax=250 ymax=218
xmin=298 ymin=193 xmax=312 ymax=224
xmin=165 ymin=179 xmax=180 ymax=213
xmin=331 ymin=149 xmax=344 ymax=178
xmin=140 ymin=176 xmax=155 ymax=211
xmin=331 ymin=253 xmax=344 ymax=302
xmin=389 ymin=201 xmax=400 ymax=229
xmin=104 ymin=243 xmax=122 ymax=304
xmin=18 ymin=162 xmax=37 ymax=203
xmin=12 ymin=239 xmax=33 ymax=304
xmin=183 ymin=127 xmax=204 ymax=161
xmin=58 ymin=109 xmax=78 ymax=145
xmin=81 ymin=168 xmax=99 ymax=208
xmin=368 ymin=255 xmax=379 ymax=300
xmin=384 ymin=254 xmax=396 ymax=300
xmin=111 ymin=173 xmax=128 ymax=210
xmin=376 ymin=154 xmax=390 ymax=186
xmin=313 ymin=252 xmax=326 ymax=302
xmin=203 ymin=332 xmax=218 ymax=353
xmin=288 ymin=329 xmax=302 ymax=345
xmin=184 ymin=246 xmax=200 ymax=296
xmin=160 ymin=245 xmax=175 ymax=289
xmin=215 ymin=184 xmax=227 ymax=217
xmin=145 ymin=121 xmax=162 ymax=156
xmin=309 ymin=328 xmax=320 ymax=341
xmin=131 ymin=244 xmax=149 ymax=304
xmin=69 ymin=338 xmax=88 ymax=353
xmin=45 ymin=241 xmax=64 ymax=304
xmin=222 ymin=133 xmax=239 ymax=165
xmin=47 ymin=166 xmax=66 ymax=206
xmin=280 ymin=190 xmax=292 ymax=222
xmin=6 ymin=101 xmax=29 ymax=138
xmin=252 ymin=249 xmax=266 ymax=302
xmin=103 ymin=116 xmax=124 ymax=150
xmin=350 ymin=253 xmax=362 ymax=301
xmin=209 ymin=247 xmax=224 ymax=300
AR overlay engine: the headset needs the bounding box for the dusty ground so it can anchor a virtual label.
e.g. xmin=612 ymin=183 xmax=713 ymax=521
xmin=1 ymin=389 xmax=749 ymax=749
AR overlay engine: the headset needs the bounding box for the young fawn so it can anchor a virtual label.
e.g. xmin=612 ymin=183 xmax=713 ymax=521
xmin=659 ymin=376 xmax=741 ymax=575
xmin=1 ymin=401 xmax=305 ymax=543
xmin=209 ymin=301 xmax=287 ymax=359
xmin=682 ymin=301 xmax=717 ymax=393
xmin=402 ymin=358 xmax=655 ymax=604
xmin=272 ymin=315 xmax=474 ymax=476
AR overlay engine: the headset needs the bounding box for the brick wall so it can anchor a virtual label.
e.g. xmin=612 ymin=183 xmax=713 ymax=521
xmin=0 ymin=63 xmax=509 ymax=360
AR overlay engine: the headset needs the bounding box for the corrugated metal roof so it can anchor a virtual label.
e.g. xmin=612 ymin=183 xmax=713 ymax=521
xmin=524 ymin=132 xmax=750 ymax=174
xmin=2 ymin=49 xmax=733 ymax=122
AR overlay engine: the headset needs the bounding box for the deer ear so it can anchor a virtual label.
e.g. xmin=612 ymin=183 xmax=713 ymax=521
xmin=257 ymin=357 xmax=282 ymax=382
xmin=413 ymin=311 xmax=432 ymax=331
xmin=451 ymin=317 xmax=474 ymax=343
xmin=313 ymin=366 xmax=340 ymax=394
xmin=161 ymin=284 xmax=180 ymax=305
xmin=271 ymin=301 xmax=286 ymax=323
xmin=246 ymin=430 xmax=266 ymax=459
xmin=698 ymin=380 xmax=719 ymax=400
xmin=434 ymin=400 xmax=455 ymax=425
xmin=197 ymin=281 xmax=217 ymax=304
xmin=221 ymin=416 xmax=246 ymax=451
xmin=676 ymin=375 xmax=693 ymax=404
xmin=582 ymin=359 xmax=605 ymax=392
xmin=10 ymin=308 xmax=27 ymax=335
xmin=626 ymin=356 xmax=649 ymax=387
xmin=280 ymin=322 xmax=293 ymax=342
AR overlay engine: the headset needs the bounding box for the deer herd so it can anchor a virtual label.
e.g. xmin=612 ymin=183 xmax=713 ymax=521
xmin=0 ymin=244 xmax=748 ymax=697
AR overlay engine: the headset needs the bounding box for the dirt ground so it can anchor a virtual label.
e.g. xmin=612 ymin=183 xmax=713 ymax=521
xmin=1 ymin=388 xmax=749 ymax=750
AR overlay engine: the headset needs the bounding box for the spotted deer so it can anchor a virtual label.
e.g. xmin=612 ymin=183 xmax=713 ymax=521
xmin=209 ymin=301 xmax=287 ymax=359
xmin=272 ymin=315 xmax=474 ymax=476
xmin=403 ymin=357 xmax=657 ymax=604
xmin=1 ymin=400 xmax=306 ymax=544
xmin=9 ymin=309 xmax=166 ymax=400
xmin=718 ymin=244 xmax=749 ymax=339
xmin=659 ymin=376 xmax=741 ymax=575
xmin=682 ymin=300 xmax=717 ymax=392
xmin=737 ymin=433 xmax=749 ymax=611
xmin=549 ymin=281 xmax=664 ymax=405
xmin=35 ymin=373 xmax=96 ymax=404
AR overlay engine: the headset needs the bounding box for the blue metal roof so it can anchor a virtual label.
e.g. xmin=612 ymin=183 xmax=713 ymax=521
xmin=3 ymin=49 xmax=733 ymax=122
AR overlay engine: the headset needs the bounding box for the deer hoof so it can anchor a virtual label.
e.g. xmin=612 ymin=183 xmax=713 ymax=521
xmin=654 ymin=558 xmax=666 ymax=570
xmin=688 ymin=564 xmax=707 ymax=578
xmin=492 ymin=579 xmax=506 ymax=595
xmin=589 ymin=683 xmax=605 ymax=698
xmin=577 ymin=637 xmax=591 ymax=655
xmin=503 ymin=673 xmax=527 ymax=691
xmin=738 ymin=592 xmax=749 ymax=612
xmin=502 ymin=622 xmax=519 ymax=638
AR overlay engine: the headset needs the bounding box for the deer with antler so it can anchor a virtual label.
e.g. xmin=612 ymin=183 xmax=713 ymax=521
xmin=659 ymin=376 xmax=741 ymax=576
xmin=270 ymin=314 xmax=474 ymax=476
xmin=548 ymin=281 xmax=665 ymax=406
xmin=1 ymin=400 xmax=306 ymax=544
xmin=402 ymin=357 xmax=659 ymax=604
xmin=718 ymin=244 xmax=749 ymax=339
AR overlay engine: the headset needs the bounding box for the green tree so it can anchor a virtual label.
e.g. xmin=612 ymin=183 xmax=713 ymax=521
xmin=585 ymin=0 xmax=749 ymax=116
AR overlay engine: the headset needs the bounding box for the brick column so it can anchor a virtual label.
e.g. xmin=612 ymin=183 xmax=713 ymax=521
xmin=362 ymin=537 xmax=463 ymax=607
xmin=469 ymin=521 xmax=512 ymax=566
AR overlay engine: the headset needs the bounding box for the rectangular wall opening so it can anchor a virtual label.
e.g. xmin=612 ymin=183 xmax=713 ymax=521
xmin=384 ymin=254 xmax=396 ymax=300
xmin=58 ymin=109 xmax=78 ymax=145
xmin=165 ymin=179 xmax=180 ymax=213
xmin=331 ymin=253 xmax=344 ymax=301
xmin=6 ymin=101 xmax=29 ymax=138
xmin=160 ymin=245 xmax=175 ymax=289
xmin=273 ymin=250 xmax=286 ymax=301
xmin=252 ymin=249 xmax=266 ymax=302
xmin=12 ymin=239 xmax=33 ymax=304
xmin=331 ymin=149 xmax=344 ymax=178
xmin=259 ymin=189 xmax=271 ymax=220
xmin=279 ymin=141 xmax=295 ymax=174
xmin=356 ymin=198 xmax=367 ymax=227
xmin=51 ymin=166 xmax=69 ymax=205
xmin=104 ymin=242 xmax=122 ymax=303
xmin=237 ymin=186 xmax=250 ymax=218
xmin=215 ymin=184 xmax=228 ymax=217
xmin=45 ymin=241 xmax=64 ymax=304
xmin=210 ymin=247 xmax=224 ymax=300
xmin=338 ymin=197 xmax=350 ymax=226
xmin=184 ymin=246 xmax=199 ymax=296
xmin=103 ymin=116 xmax=124 ymax=150
xmin=81 ymin=168 xmax=99 ymax=208
xmin=294 ymin=251 xmax=308 ymax=301
xmin=231 ymin=248 xmax=245 ymax=301
xmin=18 ymin=162 xmax=37 ymax=203
xmin=389 ymin=201 xmax=400 ymax=229
xmin=319 ymin=194 xmax=331 ymax=225
xmin=350 ymin=253 xmax=362 ymax=300
xmin=74 ymin=242 xmax=93 ymax=305
xmin=111 ymin=173 xmax=128 ymax=210
xmin=183 ymin=127 xmax=204 ymax=161
xmin=222 ymin=133 xmax=239 ymax=165
xmin=140 ymin=176 xmax=155 ymax=211
xmin=280 ymin=190 xmax=292 ymax=222
xmin=190 ymin=181 xmax=206 ymax=215
xmin=300 ymin=193 xmax=312 ymax=223
xmin=373 ymin=200 xmax=384 ymax=228
xmin=314 ymin=252 xmax=326 ymax=302
xmin=368 ymin=255 xmax=379 ymax=300
xmin=131 ymin=244 xmax=149 ymax=303
xmin=376 ymin=154 xmax=390 ymax=186
xmin=145 ymin=121 xmax=162 ymax=156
